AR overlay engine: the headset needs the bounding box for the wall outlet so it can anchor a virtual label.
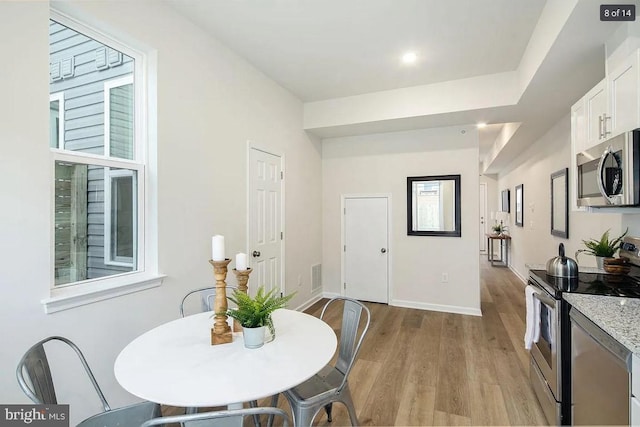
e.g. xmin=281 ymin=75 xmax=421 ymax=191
xmin=441 ymin=273 xmax=449 ymax=283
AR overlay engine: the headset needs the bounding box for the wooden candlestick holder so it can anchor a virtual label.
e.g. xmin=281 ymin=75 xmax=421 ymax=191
xmin=209 ymin=259 xmax=233 ymax=345
xmin=231 ymin=268 xmax=252 ymax=332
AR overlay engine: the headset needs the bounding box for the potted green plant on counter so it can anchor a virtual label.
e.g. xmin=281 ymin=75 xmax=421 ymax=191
xmin=225 ymin=286 xmax=295 ymax=349
xmin=576 ymin=228 xmax=628 ymax=269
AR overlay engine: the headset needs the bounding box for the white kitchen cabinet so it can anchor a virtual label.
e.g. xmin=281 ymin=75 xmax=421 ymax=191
xmin=585 ymin=78 xmax=609 ymax=149
xmin=576 ymin=49 xmax=640 ymax=152
xmin=609 ymin=49 xmax=640 ymax=137
xmin=572 ymin=97 xmax=588 ymax=154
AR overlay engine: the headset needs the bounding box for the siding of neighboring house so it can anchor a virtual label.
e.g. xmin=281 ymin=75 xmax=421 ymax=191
xmin=50 ymin=20 xmax=134 ymax=281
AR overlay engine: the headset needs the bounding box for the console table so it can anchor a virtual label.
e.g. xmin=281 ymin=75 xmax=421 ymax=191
xmin=486 ymin=233 xmax=511 ymax=268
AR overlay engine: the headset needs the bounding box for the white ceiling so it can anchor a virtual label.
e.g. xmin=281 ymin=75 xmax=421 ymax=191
xmin=165 ymin=0 xmax=625 ymax=173
xmin=166 ymin=0 xmax=546 ymax=102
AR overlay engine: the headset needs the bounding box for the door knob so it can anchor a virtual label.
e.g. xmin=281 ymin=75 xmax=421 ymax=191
xmin=381 ymin=248 xmax=387 ymax=253
xmin=252 ymin=250 xmax=261 ymax=257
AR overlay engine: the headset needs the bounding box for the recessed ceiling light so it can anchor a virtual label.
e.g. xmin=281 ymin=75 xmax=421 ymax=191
xmin=402 ymin=52 xmax=417 ymax=64
xmin=477 ymin=122 xmax=488 ymax=128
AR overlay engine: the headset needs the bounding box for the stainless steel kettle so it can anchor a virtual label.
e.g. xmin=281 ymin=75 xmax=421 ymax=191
xmin=546 ymin=243 xmax=579 ymax=278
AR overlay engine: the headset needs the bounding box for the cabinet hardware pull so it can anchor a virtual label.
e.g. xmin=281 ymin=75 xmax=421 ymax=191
xmin=599 ymin=115 xmax=604 ymax=139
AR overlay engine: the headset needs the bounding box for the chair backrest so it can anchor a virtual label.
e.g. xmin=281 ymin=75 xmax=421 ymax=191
xmin=140 ymin=406 xmax=290 ymax=427
xmin=16 ymin=336 xmax=110 ymax=411
xmin=179 ymin=285 xmax=238 ymax=317
xmin=320 ymin=297 xmax=371 ymax=390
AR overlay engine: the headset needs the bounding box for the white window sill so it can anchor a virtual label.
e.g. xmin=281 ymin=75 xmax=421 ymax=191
xmin=42 ymin=273 xmax=166 ymax=314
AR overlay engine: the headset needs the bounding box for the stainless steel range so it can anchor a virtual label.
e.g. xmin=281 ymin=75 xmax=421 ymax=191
xmin=527 ymin=237 xmax=640 ymax=425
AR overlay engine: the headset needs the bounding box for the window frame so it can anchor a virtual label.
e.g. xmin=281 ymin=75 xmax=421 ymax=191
xmin=104 ymin=75 xmax=134 ymax=159
xmin=104 ymin=167 xmax=138 ymax=268
xmin=43 ymin=9 xmax=162 ymax=313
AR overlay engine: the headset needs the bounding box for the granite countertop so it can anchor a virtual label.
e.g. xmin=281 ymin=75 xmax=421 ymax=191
xmin=563 ymin=293 xmax=640 ymax=354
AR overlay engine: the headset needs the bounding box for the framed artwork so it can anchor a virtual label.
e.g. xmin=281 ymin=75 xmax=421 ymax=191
xmin=551 ymin=168 xmax=569 ymax=238
xmin=515 ymin=184 xmax=524 ymax=227
xmin=501 ymin=189 xmax=510 ymax=213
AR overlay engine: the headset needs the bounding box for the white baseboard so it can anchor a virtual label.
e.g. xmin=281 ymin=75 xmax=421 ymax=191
xmin=322 ymin=291 xmax=342 ymax=299
xmin=293 ymin=293 xmax=324 ymax=312
xmin=391 ymin=299 xmax=482 ymax=317
xmin=509 ymin=265 xmax=528 ymax=284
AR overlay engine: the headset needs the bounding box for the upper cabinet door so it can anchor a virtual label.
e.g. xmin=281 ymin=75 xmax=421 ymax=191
xmin=586 ymin=79 xmax=608 ymax=149
xmin=571 ymin=97 xmax=587 ymax=154
xmin=608 ymin=49 xmax=640 ymax=137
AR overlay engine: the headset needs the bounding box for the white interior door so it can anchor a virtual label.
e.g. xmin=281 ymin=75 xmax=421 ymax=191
xmin=479 ymin=182 xmax=487 ymax=253
xmin=344 ymin=196 xmax=389 ymax=304
xmin=249 ymin=148 xmax=282 ymax=296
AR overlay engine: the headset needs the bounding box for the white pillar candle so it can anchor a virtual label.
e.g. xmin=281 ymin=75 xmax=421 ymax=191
xmin=236 ymin=253 xmax=247 ymax=271
xmin=211 ymin=235 xmax=225 ymax=261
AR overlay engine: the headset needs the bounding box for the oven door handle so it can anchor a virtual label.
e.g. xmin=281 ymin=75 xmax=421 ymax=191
xmin=532 ymin=289 xmax=556 ymax=307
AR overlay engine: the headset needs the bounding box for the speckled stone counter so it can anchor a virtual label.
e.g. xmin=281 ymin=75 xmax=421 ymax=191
xmin=563 ymin=293 xmax=640 ymax=354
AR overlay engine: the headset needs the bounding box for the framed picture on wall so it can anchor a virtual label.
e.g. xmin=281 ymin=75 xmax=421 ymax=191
xmin=515 ymin=184 xmax=524 ymax=227
xmin=501 ymin=189 xmax=510 ymax=213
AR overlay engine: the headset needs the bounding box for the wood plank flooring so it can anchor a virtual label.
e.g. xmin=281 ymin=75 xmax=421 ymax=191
xmin=164 ymin=257 xmax=547 ymax=426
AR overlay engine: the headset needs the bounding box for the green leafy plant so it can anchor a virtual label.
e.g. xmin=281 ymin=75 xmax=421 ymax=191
xmin=225 ymin=286 xmax=295 ymax=338
xmin=492 ymin=224 xmax=503 ymax=234
xmin=577 ymin=228 xmax=628 ymax=258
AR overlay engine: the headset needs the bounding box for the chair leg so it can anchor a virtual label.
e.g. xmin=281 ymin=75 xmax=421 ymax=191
xmin=324 ymin=403 xmax=333 ymax=422
xmin=340 ymin=390 xmax=359 ymax=426
xmin=267 ymin=394 xmax=279 ymax=427
xmin=249 ymin=400 xmax=262 ymax=427
xmin=293 ymin=406 xmax=318 ymax=427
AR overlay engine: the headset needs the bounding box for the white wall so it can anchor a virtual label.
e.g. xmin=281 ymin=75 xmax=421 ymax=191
xmin=480 ymin=174 xmax=498 ymax=245
xmin=1 ymin=2 xmax=322 ymax=423
xmin=322 ymin=127 xmax=481 ymax=315
xmin=497 ymin=114 xmax=639 ymax=282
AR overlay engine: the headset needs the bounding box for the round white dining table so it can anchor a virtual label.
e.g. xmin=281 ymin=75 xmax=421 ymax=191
xmin=114 ymin=309 xmax=337 ymax=408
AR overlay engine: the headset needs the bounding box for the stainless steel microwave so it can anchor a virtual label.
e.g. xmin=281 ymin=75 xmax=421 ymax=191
xmin=576 ymin=129 xmax=640 ymax=207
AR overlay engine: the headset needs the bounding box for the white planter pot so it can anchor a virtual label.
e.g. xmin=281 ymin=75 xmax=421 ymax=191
xmin=242 ymin=326 xmax=266 ymax=349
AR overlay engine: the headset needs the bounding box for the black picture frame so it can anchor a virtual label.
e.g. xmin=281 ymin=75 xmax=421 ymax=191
xmin=515 ymin=184 xmax=524 ymax=227
xmin=501 ymin=189 xmax=510 ymax=213
xmin=551 ymin=168 xmax=569 ymax=238
xmin=407 ymin=174 xmax=461 ymax=237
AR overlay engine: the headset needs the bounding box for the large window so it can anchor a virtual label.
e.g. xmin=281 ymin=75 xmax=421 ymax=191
xmin=49 ymin=15 xmax=150 ymax=295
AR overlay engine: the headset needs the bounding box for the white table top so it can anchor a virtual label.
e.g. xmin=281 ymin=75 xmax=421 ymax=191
xmin=114 ymin=309 xmax=337 ymax=407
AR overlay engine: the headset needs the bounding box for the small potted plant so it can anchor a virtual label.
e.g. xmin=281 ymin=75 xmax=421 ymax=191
xmin=225 ymin=286 xmax=295 ymax=349
xmin=576 ymin=228 xmax=628 ymax=269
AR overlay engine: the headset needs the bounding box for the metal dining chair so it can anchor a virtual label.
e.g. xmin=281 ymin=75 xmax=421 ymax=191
xmin=276 ymin=296 xmax=371 ymax=426
xmin=179 ymin=285 xmax=238 ymax=318
xmin=140 ymin=407 xmax=290 ymax=427
xmin=16 ymin=336 xmax=161 ymax=427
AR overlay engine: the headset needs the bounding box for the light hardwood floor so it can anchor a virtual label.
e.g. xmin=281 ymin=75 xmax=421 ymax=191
xmin=165 ymin=257 xmax=548 ymax=426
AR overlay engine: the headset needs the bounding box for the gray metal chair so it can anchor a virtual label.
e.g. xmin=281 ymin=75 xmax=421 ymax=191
xmin=278 ymin=297 xmax=371 ymax=426
xmin=140 ymin=407 xmax=290 ymax=427
xmin=179 ymin=285 xmax=238 ymax=318
xmin=16 ymin=336 xmax=161 ymax=427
